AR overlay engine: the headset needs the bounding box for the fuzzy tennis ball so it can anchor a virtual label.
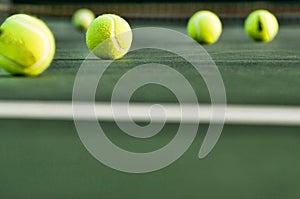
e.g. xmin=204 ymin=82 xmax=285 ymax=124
xmin=72 ymin=8 xmax=95 ymax=31
xmin=245 ymin=10 xmax=279 ymax=42
xmin=0 ymin=14 xmax=55 ymax=76
xmin=187 ymin=10 xmax=222 ymax=44
xmin=86 ymin=14 xmax=132 ymax=60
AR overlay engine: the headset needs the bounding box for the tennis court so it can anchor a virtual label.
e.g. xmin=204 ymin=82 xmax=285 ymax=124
xmin=0 ymin=1 xmax=300 ymax=198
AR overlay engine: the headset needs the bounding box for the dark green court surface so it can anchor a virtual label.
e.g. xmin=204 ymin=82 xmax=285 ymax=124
xmin=0 ymin=120 xmax=300 ymax=199
xmin=0 ymin=19 xmax=299 ymax=105
xmin=0 ymin=17 xmax=300 ymax=199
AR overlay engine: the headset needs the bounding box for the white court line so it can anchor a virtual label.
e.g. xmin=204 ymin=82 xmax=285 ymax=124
xmin=0 ymin=101 xmax=300 ymax=126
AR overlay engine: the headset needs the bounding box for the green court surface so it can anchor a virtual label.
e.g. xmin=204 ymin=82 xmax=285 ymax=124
xmin=0 ymin=19 xmax=299 ymax=105
xmin=1 ymin=120 xmax=300 ymax=199
xmin=0 ymin=16 xmax=300 ymax=199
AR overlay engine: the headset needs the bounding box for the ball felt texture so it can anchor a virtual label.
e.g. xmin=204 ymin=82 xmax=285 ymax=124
xmin=245 ymin=10 xmax=279 ymax=42
xmin=72 ymin=8 xmax=95 ymax=31
xmin=187 ymin=10 xmax=222 ymax=44
xmin=0 ymin=14 xmax=55 ymax=76
xmin=86 ymin=14 xmax=132 ymax=60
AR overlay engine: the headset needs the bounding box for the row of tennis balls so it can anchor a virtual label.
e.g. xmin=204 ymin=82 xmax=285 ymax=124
xmin=76 ymin=8 xmax=279 ymax=60
xmin=0 ymin=13 xmax=130 ymax=76
xmin=0 ymin=9 xmax=278 ymax=76
xmin=187 ymin=9 xmax=279 ymax=44
xmin=73 ymin=8 xmax=279 ymax=45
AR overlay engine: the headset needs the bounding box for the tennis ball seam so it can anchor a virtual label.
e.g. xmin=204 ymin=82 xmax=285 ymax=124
xmin=245 ymin=10 xmax=278 ymax=42
xmin=257 ymin=16 xmax=270 ymax=41
xmin=193 ymin=14 xmax=214 ymax=44
xmin=0 ymin=28 xmax=37 ymax=67
xmin=1 ymin=16 xmax=55 ymax=69
xmin=0 ymin=54 xmax=25 ymax=69
xmin=15 ymin=18 xmax=54 ymax=70
xmin=86 ymin=14 xmax=132 ymax=60
xmin=194 ymin=15 xmax=201 ymax=40
xmin=187 ymin=10 xmax=222 ymax=44
xmin=105 ymin=15 xmax=129 ymax=53
xmin=0 ymin=14 xmax=55 ymax=76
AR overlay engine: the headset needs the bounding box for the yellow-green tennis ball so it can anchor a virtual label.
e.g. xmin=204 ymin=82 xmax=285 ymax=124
xmin=187 ymin=10 xmax=222 ymax=44
xmin=0 ymin=14 xmax=55 ymax=76
xmin=86 ymin=14 xmax=132 ymax=60
xmin=245 ymin=10 xmax=279 ymax=42
xmin=72 ymin=8 xmax=95 ymax=31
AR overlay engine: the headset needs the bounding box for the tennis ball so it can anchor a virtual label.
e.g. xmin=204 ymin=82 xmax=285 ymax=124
xmin=86 ymin=14 xmax=132 ymax=60
xmin=187 ymin=10 xmax=222 ymax=44
xmin=0 ymin=14 xmax=55 ymax=76
xmin=72 ymin=8 xmax=95 ymax=31
xmin=245 ymin=10 xmax=279 ymax=42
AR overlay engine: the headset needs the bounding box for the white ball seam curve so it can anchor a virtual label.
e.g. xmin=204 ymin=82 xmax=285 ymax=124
xmin=194 ymin=15 xmax=201 ymax=40
xmin=106 ymin=15 xmax=129 ymax=53
xmin=14 ymin=17 xmax=54 ymax=70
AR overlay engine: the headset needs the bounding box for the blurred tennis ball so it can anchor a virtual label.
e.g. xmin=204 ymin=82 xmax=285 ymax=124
xmin=86 ymin=14 xmax=132 ymax=60
xmin=187 ymin=10 xmax=222 ymax=44
xmin=72 ymin=8 xmax=95 ymax=31
xmin=245 ymin=9 xmax=279 ymax=42
xmin=0 ymin=14 xmax=55 ymax=76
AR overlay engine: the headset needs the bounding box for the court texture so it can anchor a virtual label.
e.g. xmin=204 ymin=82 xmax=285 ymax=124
xmin=0 ymin=1 xmax=299 ymax=198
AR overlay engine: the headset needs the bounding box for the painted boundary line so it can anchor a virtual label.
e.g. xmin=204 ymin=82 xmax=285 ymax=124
xmin=0 ymin=101 xmax=299 ymax=126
